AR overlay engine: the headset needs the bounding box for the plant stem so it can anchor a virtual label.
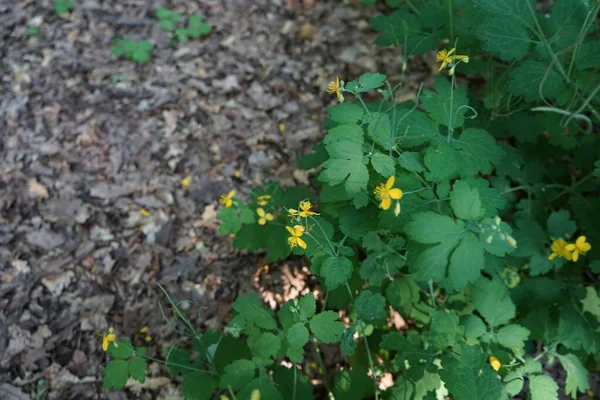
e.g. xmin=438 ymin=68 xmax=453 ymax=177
xmin=312 ymin=337 xmax=334 ymax=397
xmin=548 ymin=173 xmax=594 ymax=203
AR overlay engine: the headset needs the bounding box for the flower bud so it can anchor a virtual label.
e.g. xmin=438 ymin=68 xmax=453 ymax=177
xmin=494 ymin=216 xmax=501 ymax=226
xmin=506 ymin=236 xmax=517 ymax=248
xmin=486 ymin=235 xmax=493 ymax=244
xmin=394 ymin=202 xmax=401 ymax=217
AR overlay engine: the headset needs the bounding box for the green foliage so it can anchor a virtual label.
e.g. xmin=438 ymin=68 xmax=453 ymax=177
xmin=102 ymin=1 xmax=600 ymax=398
xmin=155 ymin=8 xmax=212 ymax=43
xmin=54 ymin=0 xmax=74 ymax=15
xmin=111 ymin=39 xmax=154 ymax=64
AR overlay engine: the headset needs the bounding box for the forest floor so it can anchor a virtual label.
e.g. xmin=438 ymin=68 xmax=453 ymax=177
xmin=0 ymin=0 xmax=435 ymax=398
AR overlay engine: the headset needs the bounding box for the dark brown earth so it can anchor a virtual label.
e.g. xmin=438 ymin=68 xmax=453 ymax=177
xmin=0 ymin=0 xmax=423 ymax=398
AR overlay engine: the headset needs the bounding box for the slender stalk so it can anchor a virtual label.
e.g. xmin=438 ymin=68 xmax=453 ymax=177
xmin=312 ymin=337 xmax=334 ymax=397
xmin=293 ymin=364 xmax=298 ymax=400
xmin=548 ymin=173 xmax=595 ymax=203
xmin=448 ymin=0 xmax=454 ymax=41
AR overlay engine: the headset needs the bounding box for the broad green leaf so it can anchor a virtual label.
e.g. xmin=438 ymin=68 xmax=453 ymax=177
xmin=370 ymin=152 xmax=395 ymax=177
xmin=472 ymin=278 xmax=515 ymax=327
xmin=581 ymin=287 xmax=600 ymax=319
xmin=429 ymin=309 xmax=464 ymax=351
xmin=397 ymin=151 xmax=426 ymax=172
xmin=298 ymin=293 xmax=316 ymax=320
xmin=239 ymin=208 xmax=255 ymax=224
xmin=286 ymin=346 xmax=304 ymax=363
xmin=339 ymin=206 xmax=379 ymax=240
xmin=508 ymin=60 xmax=568 ymax=102
xmin=355 ymin=291 xmax=387 ymax=321
xmin=385 ymin=276 xmax=421 ymax=311
xmin=129 ymin=357 xmax=147 ymax=383
xmin=496 ymin=324 xmax=530 ymax=349
xmin=341 ymin=326 xmax=357 ymax=356
xmin=287 ymin=323 xmax=309 ymax=348
xmin=273 ymin=366 xmax=313 ymax=400
xmin=454 ymin=129 xmax=503 ymax=177
xmin=461 ymin=315 xmax=487 ymax=339
xmin=233 ymin=293 xmax=277 ymax=330
xmin=309 ymin=311 xmax=344 ymax=343
xmin=238 ymin=378 xmax=283 ymax=400
xmin=543 ymin=0 xmax=591 ymax=54
xmin=102 ymin=360 xmax=129 ymax=389
xmin=467 ymin=178 xmax=507 ymax=218
xmin=424 ymin=142 xmax=459 ymax=182
xmin=556 ymin=354 xmax=590 ymax=399
xmin=320 ymin=256 xmax=353 ymax=290
xmin=395 ymin=109 xmax=439 ymax=148
xmin=439 ymin=344 xmax=505 ymax=400
xmin=522 ymin=359 xmax=543 ymax=375
xmin=405 ymin=212 xmax=464 ymax=245
xmin=547 ymin=209 xmax=576 ymax=239
xmin=182 ymin=371 xmax=217 ymax=400
xmin=577 ymin=40 xmax=600 ymax=70
xmin=421 ymin=77 xmax=469 ymax=128
xmin=371 ymin=10 xmax=439 ymax=54
xmin=108 ymin=339 xmax=134 ymax=359
xmin=357 ymin=72 xmax=387 ymax=92
xmin=450 ymin=180 xmax=484 ymax=220
xmin=167 ymin=347 xmax=191 ymax=375
xmin=328 ymin=103 xmax=364 ymax=124
xmin=447 ymin=233 xmax=485 ymax=290
xmin=529 ymin=375 xmax=559 ymax=400
xmin=217 ymin=207 xmax=241 ymax=235
xmin=333 ymin=364 xmax=375 ymax=400
xmin=368 ymin=112 xmax=394 ymax=150
xmin=504 ymin=372 xmax=524 ymax=397
xmin=249 ymin=332 xmax=281 ymax=360
xmin=220 ymin=359 xmax=256 ymax=391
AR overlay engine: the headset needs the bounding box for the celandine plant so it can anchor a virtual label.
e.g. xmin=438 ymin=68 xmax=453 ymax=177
xmin=101 ymin=0 xmax=600 ymax=398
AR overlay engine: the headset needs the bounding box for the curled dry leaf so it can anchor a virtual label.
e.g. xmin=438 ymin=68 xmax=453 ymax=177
xmin=28 ymin=179 xmax=49 ymax=199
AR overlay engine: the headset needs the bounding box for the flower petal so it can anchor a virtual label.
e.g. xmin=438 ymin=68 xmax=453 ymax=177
xmin=572 ymin=251 xmax=579 ymax=262
xmin=385 ymin=175 xmax=395 ymax=190
xmin=257 ymin=208 xmax=265 ymax=217
xmin=447 ymin=48 xmax=456 ymax=56
xmin=228 ymin=190 xmax=236 ymax=198
xmin=102 ymin=336 xmax=109 ymax=351
xmin=259 ymin=218 xmax=266 ymax=225
xmin=381 ymin=197 xmax=392 ymax=210
xmin=286 ymin=226 xmax=296 ymax=235
xmin=266 ymin=213 xmax=274 ymax=221
xmin=388 ymin=188 xmax=403 ymax=199
xmin=297 ymin=237 xmax=307 ymax=249
xmin=565 ymin=244 xmax=576 ymax=251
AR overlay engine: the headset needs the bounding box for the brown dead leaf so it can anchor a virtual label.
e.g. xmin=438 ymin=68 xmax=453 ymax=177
xmin=28 ymin=179 xmax=49 ymax=199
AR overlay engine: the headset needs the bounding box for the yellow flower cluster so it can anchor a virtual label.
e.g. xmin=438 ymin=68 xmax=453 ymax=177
xmin=326 ymin=76 xmax=344 ymax=102
xmin=548 ymin=236 xmax=591 ymax=262
xmin=286 ymin=225 xmax=307 ymax=249
xmin=219 ymin=190 xmax=235 ymax=208
xmin=102 ymin=327 xmax=116 ymax=351
xmin=289 ymin=200 xmax=319 ymax=219
xmin=436 ymin=48 xmax=469 ymax=75
xmin=374 ymin=176 xmax=403 ymax=213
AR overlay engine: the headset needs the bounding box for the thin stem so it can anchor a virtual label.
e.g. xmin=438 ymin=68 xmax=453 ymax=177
xmin=548 ymin=173 xmax=595 ymax=203
xmin=292 ymin=364 xmax=298 ymax=400
xmin=428 ymin=280 xmax=437 ymax=309
xmin=312 ymin=337 xmax=334 ymax=397
xmin=448 ymin=0 xmax=454 ymax=41
xmin=404 ymin=0 xmax=420 ymax=15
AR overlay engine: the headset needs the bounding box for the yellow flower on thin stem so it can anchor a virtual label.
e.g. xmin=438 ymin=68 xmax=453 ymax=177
xmin=548 ymin=238 xmax=572 ymax=261
xmin=256 ymin=208 xmax=274 ymax=225
xmin=286 ymin=225 xmax=307 ymax=249
xmin=489 ymin=356 xmax=501 ymax=372
xmin=256 ymin=194 xmax=271 ymax=206
xmin=374 ymin=176 xmax=403 ymax=210
xmin=181 ymin=177 xmax=192 ymax=187
xmin=102 ymin=327 xmax=117 ymax=352
xmin=327 ymin=76 xmax=344 ymax=102
xmin=436 ymin=48 xmax=469 ymax=71
xmin=298 ymin=200 xmax=319 ymax=217
xmin=565 ymin=236 xmax=591 ymax=262
xmin=219 ymin=190 xmax=235 ymax=208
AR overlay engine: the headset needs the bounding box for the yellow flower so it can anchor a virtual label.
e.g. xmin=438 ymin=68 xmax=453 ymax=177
xmin=140 ymin=326 xmax=149 ymax=333
xmin=279 ymin=123 xmax=286 ymax=133
xmin=489 ymin=356 xmax=501 ymax=371
xmin=298 ymin=200 xmax=319 ymax=217
xmin=286 ymin=225 xmax=307 ymax=249
xmin=139 ymin=209 xmax=150 ymax=217
xmin=565 ymin=236 xmax=591 ymax=262
xmin=256 ymin=208 xmax=274 ymax=225
xmin=327 ymin=76 xmax=344 ymax=102
xmin=102 ymin=327 xmax=116 ymax=352
xmin=436 ymin=48 xmax=469 ymax=71
xmin=374 ymin=176 xmax=403 ymax=210
xmin=257 ymin=195 xmax=271 ymax=206
xmin=181 ymin=177 xmax=192 ymax=187
xmin=219 ymin=190 xmax=235 ymax=208
xmin=548 ymin=238 xmax=572 ymax=261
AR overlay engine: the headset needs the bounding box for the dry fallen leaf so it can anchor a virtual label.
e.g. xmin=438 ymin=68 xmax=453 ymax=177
xmin=28 ymin=179 xmax=49 ymax=199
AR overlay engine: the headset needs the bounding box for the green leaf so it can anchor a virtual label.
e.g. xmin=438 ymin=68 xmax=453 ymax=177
xmin=166 ymin=347 xmax=191 ymax=375
xmin=424 ymin=142 xmax=459 ymax=182
xmin=160 ymin=20 xmax=175 ymax=31
xmin=319 ymin=124 xmax=369 ymax=195
xmin=155 ymin=7 xmax=171 ymax=19
xmin=368 ymin=112 xmax=394 ymax=150
xmin=370 ymin=152 xmax=395 ymax=177
xmin=557 ymin=354 xmax=590 ymax=399
xmin=129 ymin=357 xmax=147 ymax=383
xmin=341 ymin=326 xmax=357 ymax=356
xmin=287 ymin=323 xmax=309 ymax=348
xmin=472 ymin=278 xmax=515 ymax=327
xmin=108 ymin=339 xmax=134 ymax=359
xmin=454 ymin=129 xmax=503 ymax=177
xmin=309 ymin=311 xmax=344 ymax=343
xmin=504 ymin=372 xmax=524 ymax=397
xmin=182 ymin=371 xmax=217 ymax=400
xmin=397 ymin=151 xmax=426 ymax=173
xmin=547 ymin=209 xmax=577 ymax=239
xmin=495 ymin=324 xmax=530 ymax=350
xmin=249 ymin=332 xmax=281 ymax=360
xmin=421 ymin=77 xmax=469 ymax=128
xmin=333 ymin=365 xmax=375 ymax=400
xmin=219 ymin=359 xmax=256 ymax=391
xmin=320 ymin=256 xmax=353 ymax=290
xmin=405 ymin=211 xmax=464 ymax=245
xmin=217 ymin=207 xmax=241 ymax=235
xmin=529 ymin=375 xmax=559 ymax=400
xmin=233 ymin=293 xmax=277 ymax=330
xmin=371 ymin=10 xmax=438 ymax=54
xmin=298 ymin=293 xmax=316 ymax=320
xmin=450 ymin=180 xmax=484 ymax=220
xmin=395 ymin=109 xmax=439 ymax=148
xmin=328 ymin=103 xmax=364 ymax=124
xmin=273 ymin=366 xmax=313 ymax=400
xmin=429 ymin=309 xmax=464 ymax=351
xmin=439 ymin=344 xmax=505 ymax=400
xmin=357 ymin=72 xmax=387 ymax=92
xmin=577 ymin=40 xmax=600 ymax=70
xmin=581 ymin=287 xmax=600 ymax=319
xmin=355 ymin=291 xmax=387 ymax=321
xmin=239 ymin=378 xmax=284 ymax=400
xmin=187 ymin=15 xmax=212 ymax=38
xmin=102 ymin=360 xmax=129 ymax=389
xmin=462 ymin=315 xmax=487 ymax=339
xmin=447 ymin=233 xmax=485 ymax=290
xmin=473 ymin=0 xmax=535 ymax=61
xmin=508 ymin=59 xmax=569 ymax=102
